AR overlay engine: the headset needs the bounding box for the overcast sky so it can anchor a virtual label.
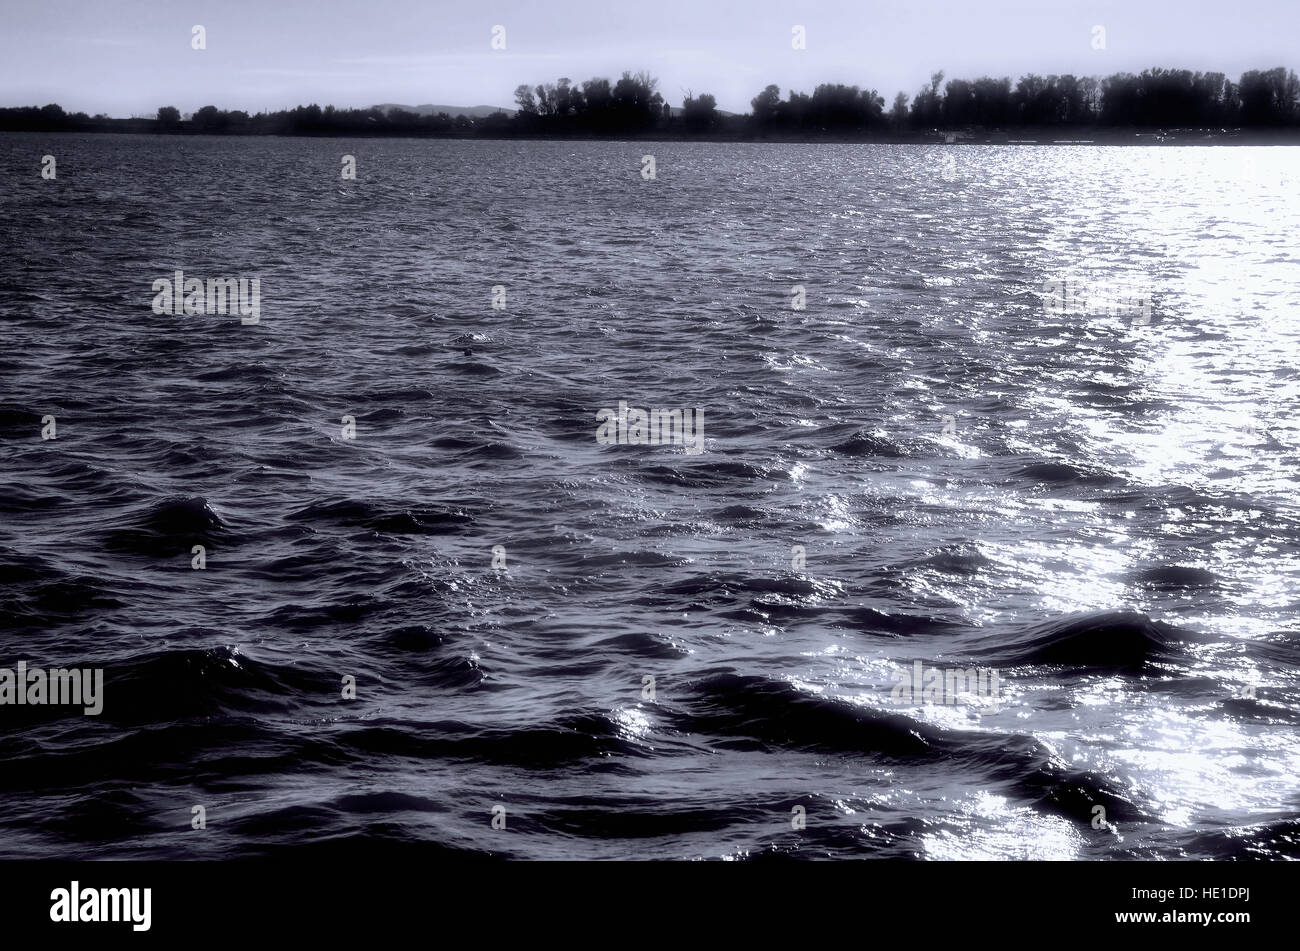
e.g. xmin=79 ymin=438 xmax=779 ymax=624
xmin=2 ymin=0 xmax=1297 ymax=116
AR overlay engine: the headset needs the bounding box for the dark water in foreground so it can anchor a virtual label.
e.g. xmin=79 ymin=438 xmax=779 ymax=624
xmin=1 ymin=133 xmax=1299 ymax=859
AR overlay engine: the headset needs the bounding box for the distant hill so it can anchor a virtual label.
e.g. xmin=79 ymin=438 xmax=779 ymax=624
xmin=376 ymin=102 xmax=736 ymax=119
xmin=659 ymin=106 xmax=736 ymax=117
xmin=375 ymin=103 xmax=513 ymax=118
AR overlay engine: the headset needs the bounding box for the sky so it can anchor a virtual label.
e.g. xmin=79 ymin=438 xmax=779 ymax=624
xmin=1 ymin=0 xmax=1297 ymax=117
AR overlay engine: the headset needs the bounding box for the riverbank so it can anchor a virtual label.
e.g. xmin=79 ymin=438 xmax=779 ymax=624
xmin=4 ymin=121 xmax=1299 ymax=145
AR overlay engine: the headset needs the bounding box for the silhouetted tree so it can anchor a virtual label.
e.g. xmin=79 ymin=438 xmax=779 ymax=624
xmin=193 ymin=104 xmax=227 ymax=132
xmin=889 ymin=91 xmax=910 ymax=130
xmin=513 ymin=84 xmax=537 ymax=114
xmin=910 ymin=71 xmax=944 ymax=128
xmin=751 ymin=84 xmax=781 ymax=130
xmin=1239 ymin=67 xmax=1300 ymax=125
xmin=971 ymin=77 xmax=1013 ymax=126
xmin=682 ymin=92 xmax=718 ymax=132
xmin=610 ymin=70 xmax=664 ymax=131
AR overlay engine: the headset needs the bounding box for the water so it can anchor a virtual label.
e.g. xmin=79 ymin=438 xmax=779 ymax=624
xmin=1 ymin=133 xmax=1298 ymax=859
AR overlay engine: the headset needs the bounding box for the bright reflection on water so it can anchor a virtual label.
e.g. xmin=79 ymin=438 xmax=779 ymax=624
xmin=1 ymin=136 xmax=1297 ymax=859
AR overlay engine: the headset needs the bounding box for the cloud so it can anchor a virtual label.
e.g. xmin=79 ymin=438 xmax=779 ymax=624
xmin=333 ymin=53 xmax=570 ymax=70
xmin=240 ymin=67 xmax=370 ymax=79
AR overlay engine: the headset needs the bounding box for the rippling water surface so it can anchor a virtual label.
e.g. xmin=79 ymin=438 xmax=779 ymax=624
xmin=1 ymin=134 xmax=1298 ymax=859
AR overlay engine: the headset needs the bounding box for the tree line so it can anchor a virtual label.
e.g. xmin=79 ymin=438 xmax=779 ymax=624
xmin=2 ymin=66 xmax=1297 ymax=139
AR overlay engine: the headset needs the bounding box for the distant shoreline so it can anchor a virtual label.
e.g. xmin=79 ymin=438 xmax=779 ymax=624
xmin=5 ymin=126 xmax=1299 ymax=145
xmin=7 ymin=64 xmax=1299 ymax=145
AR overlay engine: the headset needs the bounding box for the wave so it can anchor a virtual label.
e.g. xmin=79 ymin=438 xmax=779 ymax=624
xmin=285 ymin=498 xmax=475 ymax=535
xmin=673 ymin=673 xmax=1155 ymax=826
xmin=1128 ymin=565 xmax=1222 ymax=589
xmin=1012 ymin=460 xmax=1122 ymax=486
xmin=102 ymin=495 xmax=227 ymax=557
xmin=966 ymin=610 xmax=1194 ymax=672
